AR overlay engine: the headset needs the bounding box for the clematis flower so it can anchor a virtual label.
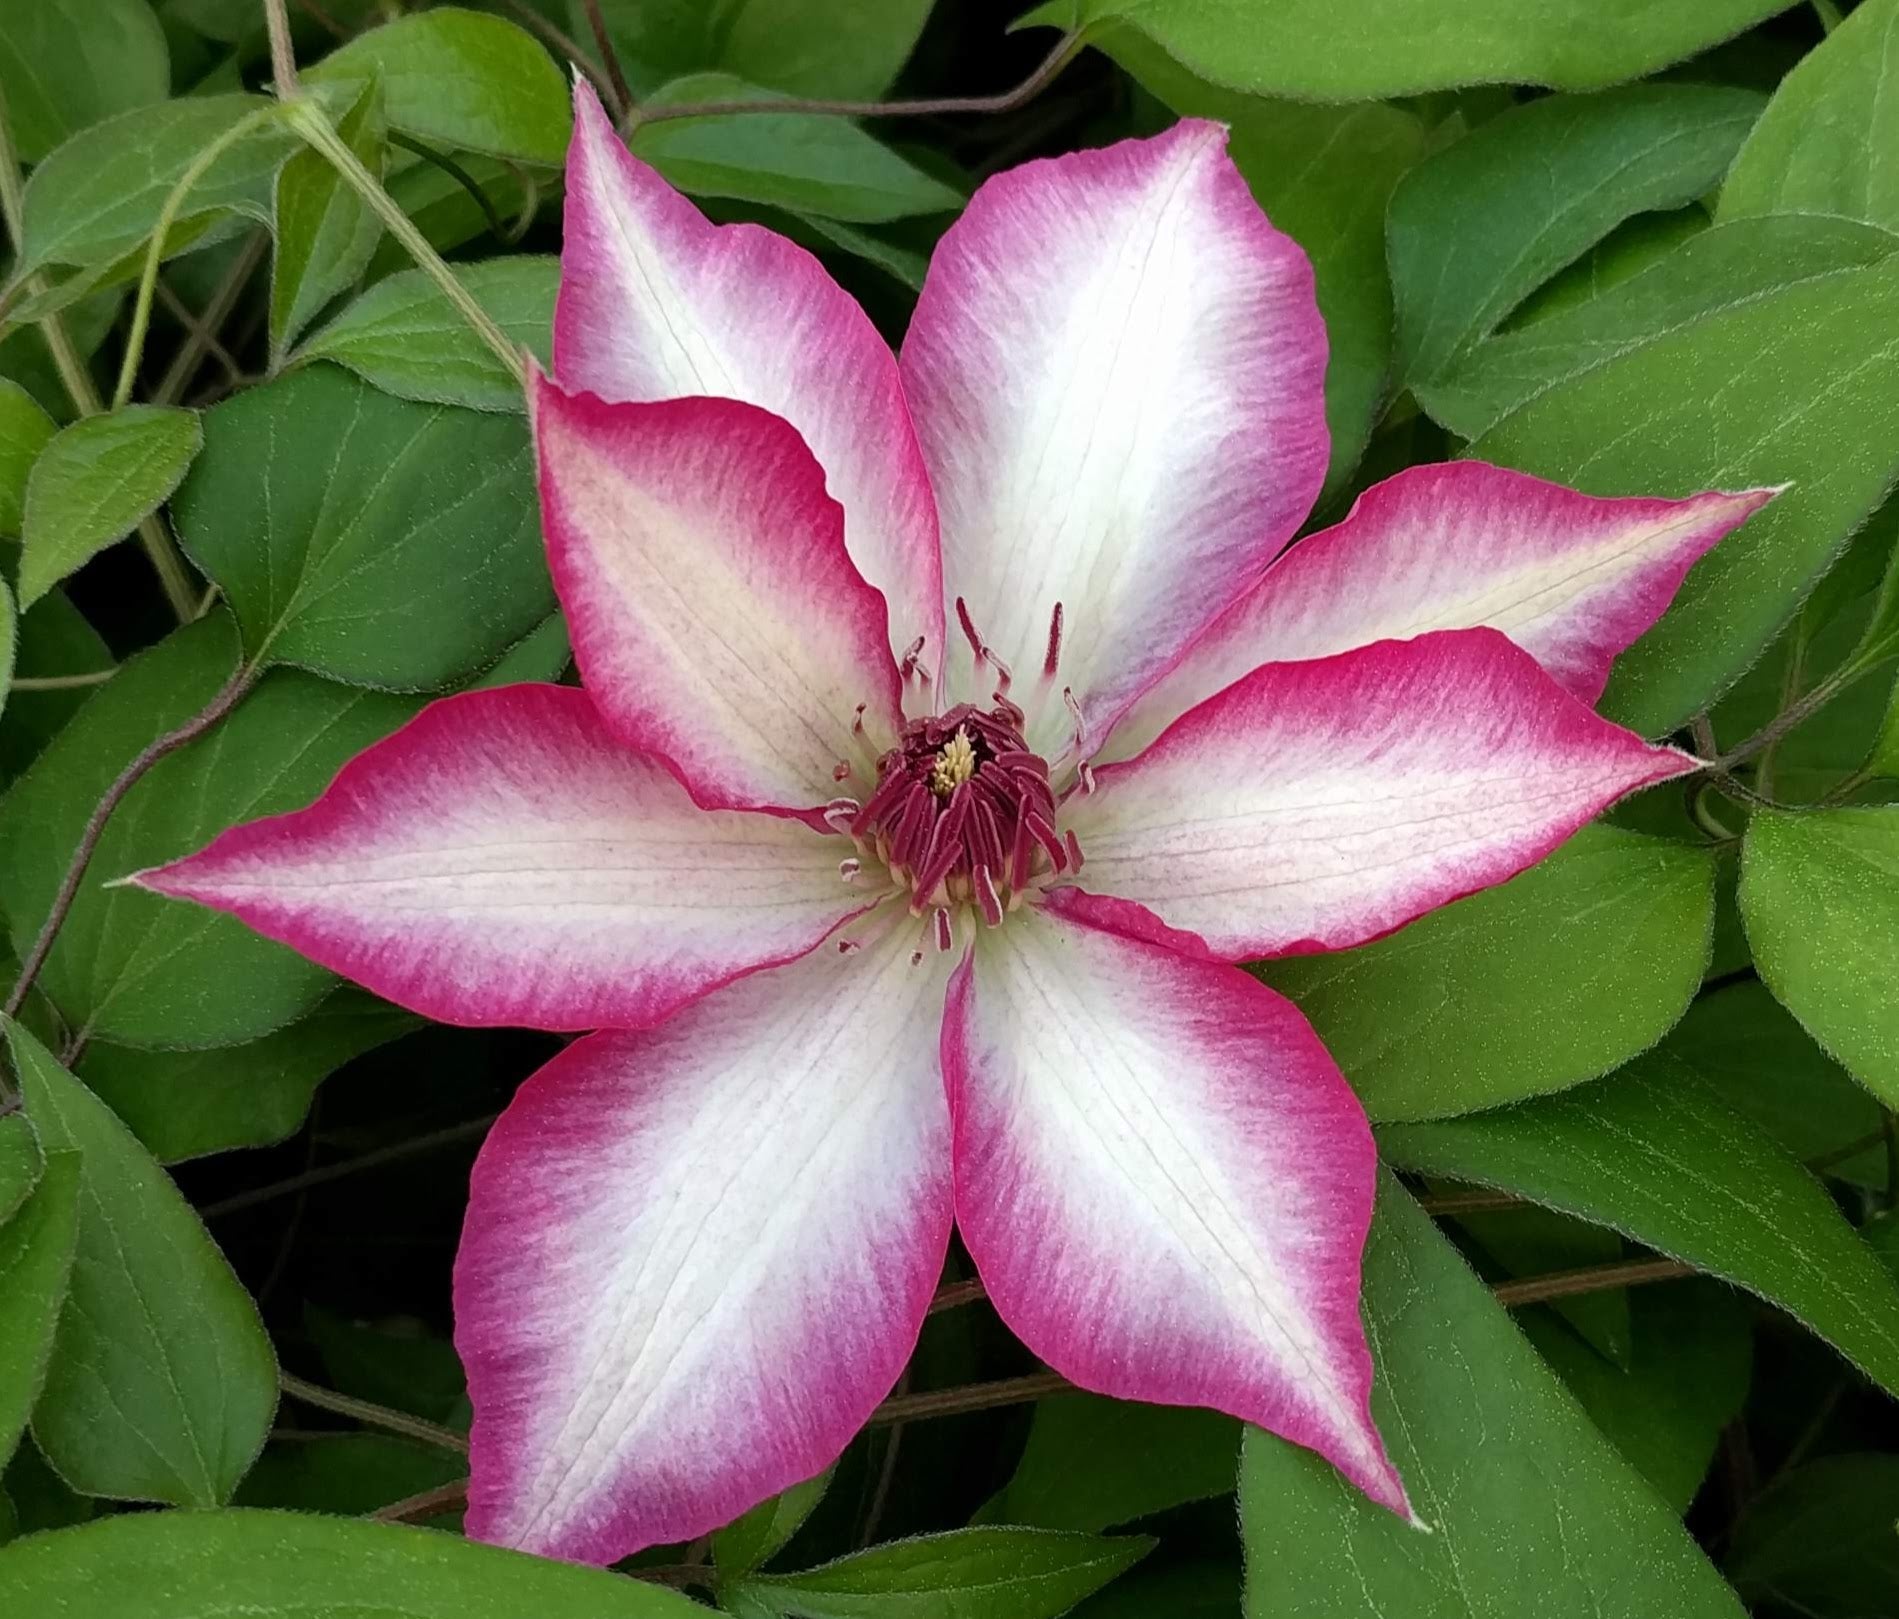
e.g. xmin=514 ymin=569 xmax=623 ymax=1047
xmin=137 ymin=82 xmax=1775 ymax=1566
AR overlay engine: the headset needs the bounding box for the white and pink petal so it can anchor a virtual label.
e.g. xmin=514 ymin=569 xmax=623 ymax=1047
xmin=1107 ymin=464 xmax=1776 ymax=763
xmin=945 ymin=904 xmax=1408 ymax=1517
xmin=557 ymin=82 xmax=942 ymax=664
xmin=457 ymin=913 xmax=953 ymax=1563
xmin=532 ymin=377 xmax=904 ymax=818
xmin=900 ymin=119 xmax=1328 ymax=758
xmin=1060 ymin=628 xmax=1695 ymax=961
xmin=133 ymin=685 xmax=867 ymax=1032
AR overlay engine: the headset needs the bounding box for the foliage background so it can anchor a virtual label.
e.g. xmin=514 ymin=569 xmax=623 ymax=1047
xmin=1 ymin=0 xmax=1899 ymax=1614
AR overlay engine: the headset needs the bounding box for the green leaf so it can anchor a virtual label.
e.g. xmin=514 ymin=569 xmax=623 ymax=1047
xmin=0 ymin=614 xmax=421 ymax=1048
xmin=1378 ymin=1053 xmax=1899 ymax=1397
xmin=305 ymin=1307 xmax=468 ymax=1427
xmin=0 ymin=1114 xmax=40 ymax=1227
xmin=7 ymin=1020 xmax=277 ymax=1507
xmin=1473 ymin=256 xmax=1899 ymax=736
xmin=978 ymin=1396 xmax=1239 ymax=1533
xmin=300 ymin=256 xmax=556 ymax=413
xmin=0 ymin=1152 xmax=79 ymax=1477
xmin=1069 ymin=1563 xmax=1235 ymax=1619
xmin=0 ymin=380 xmax=57 ymax=538
xmin=0 ymin=288 xmax=118 ymax=427
xmin=713 ymin=1469 xmax=834 ymax=1580
xmin=1720 ymin=0 xmax=1899 ymax=233
xmin=16 ymin=95 xmax=293 ymax=277
xmin=171 ymin=364 xmax=551 ymax=688
xmin=17 ymin=405 xmax=202 ymax=609
xmin=0 ymin=1508 xmax=709 ymax=1614
xmin=1524 ymin=1282 xmax=1752 ymax=1514
xmin=1089 ymin=27 xmax=1425 ymax=494
xmin=1239 ymin=1176 xmax=1745 ymax=1619
xmin=1259 ymin=825 xmax=1713 ymax=1122
xmin=0 ymin=583 xmax=111 ymax=784
xmin=631 ymin=74 xmax=964 ymax=223
xmin=0 ymin=0 xmax=169 ymax=164
xmin=731 ymin=1528 xmax=1152 ymax=1619
xmin=1741 ymin=806 xmax=1899 ymax=1107
xmin=270 ymin=77 xmax=386 ymax=363
xmin=308 ymin=7 xmax=571 ymax=166
xmin=1428 ymin=215 xmax=1899 ymax=439
xmin=79 ymin=991 xmax=419 ymax=1163
xmin=1389 ymin=85 xmax=1762 ymax=393
xmin=365 ymin=153 xmax=535 ymax=281
xmin=235 ymin=1434 xmax=466 ymax=1518
xmin=1663 ymin=980 xmax=1888 ymax=1189
xmin=1727 ymin=1455 xmax=1899 ymax=1618
xmin=1023 ymin=0 xmax=1791 ymax=100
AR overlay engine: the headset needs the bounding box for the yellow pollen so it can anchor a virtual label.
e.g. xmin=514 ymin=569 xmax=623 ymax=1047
xmin=930 ymin=727 xmax=977 ymax=796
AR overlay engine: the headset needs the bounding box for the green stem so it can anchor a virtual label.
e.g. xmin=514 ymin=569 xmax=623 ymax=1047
xmin=0 ymin=88 xmax=197 ymax=621
xmin=281 ymin=98 xmax=523 ymax=386
xmin=10 ymin=670 xmax=116 ymax=691
xmin=1717 ymin=654 xmax=1887 ymax=771
xmin=1813 ymin=0 xmax=1844 ymax=32
xmin=112 ymin=109 xmax=275 ymax=412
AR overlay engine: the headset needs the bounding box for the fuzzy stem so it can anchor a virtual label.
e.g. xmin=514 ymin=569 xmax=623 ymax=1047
xmin=265 ymin=0 xmax=301 ymax=94
xmin=280 ymin=99 xmax=524 ymax=385
xmin=577 ymin=0 xmax=634 ymax=121
xmin=112 ymin=109 xmax=275 ymax=411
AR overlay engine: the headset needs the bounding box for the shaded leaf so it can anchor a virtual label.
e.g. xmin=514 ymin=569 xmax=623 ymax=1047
xmin=1260 ymin=825 xmax=1713 ymax=1121
xmin=979 ymin=1396 xmax=1239 ymax=1533
xmin=0 ymin=0 xmax=169 ymax=164
xmin=171 ymin=364 xmax=551 ymax=688
xmin=1524 ymin=1282 xmax=1752 ymax=1514
xmin=0 ymin=380 xmax=56 ymax=538
xmin=300 ymin=256 xmax=555 ymax=413
xmin=1662 ymin=979 xmax=1888 ymax=1190
xmin=1727 ymin=1455 xmax=1899 ymax=1619
xmin=8 ymin=1021 xmax=276 ymax=1507
xmin=17 ymin=406 xmax=201 ymax=608
xmin=0 ymin=583 xmax=112 ymax=784
xmin=234 ymin=1434 xmax=466 ymax=1518
xmin=79 ymin=992 xmax=419 ymax=1163
xmin=0 ymin=1114 xmax=40 ymax=1226
xmin=714 ymin=1469 xmax=834 ymax=1581
xmin=1379 ymin=1053 xmax=1899 ymax=1397
xmin=1239 ymin=1176 xmax=1744 ymax=1618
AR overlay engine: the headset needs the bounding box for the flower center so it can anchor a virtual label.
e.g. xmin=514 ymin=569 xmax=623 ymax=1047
xmin=850 ymin=698 xmax=1080 ymax=927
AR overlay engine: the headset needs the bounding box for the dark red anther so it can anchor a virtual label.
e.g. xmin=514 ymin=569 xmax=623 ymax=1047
xmin=1044 ymin=602 xmax=1064 ymax=679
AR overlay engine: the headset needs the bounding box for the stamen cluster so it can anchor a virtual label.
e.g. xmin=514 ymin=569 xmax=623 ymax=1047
xmin=854 ymin=700 xmax=1078 ymax=925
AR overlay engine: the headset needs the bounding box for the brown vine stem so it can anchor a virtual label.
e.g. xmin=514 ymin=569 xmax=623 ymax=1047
xmin=1490 ymin=1255 xmax=1694 ymax=1307
xmin=372 ymin=1478 xmax=470 ymax=1523
xmin=201 ymin=1113 xmax=499 ymax=1219
xmin=625 ymin=31 xmax=1081 ymax=131
xmin=280 ymin=1372 xmax=471 ymax=1454
xmin=491 ymin=0 xmax=618 ymax=109
xmin=1 ymin=665 xmax=258 ymax=1030
xmin=577 ymin=0 xmax=634 ymax=121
